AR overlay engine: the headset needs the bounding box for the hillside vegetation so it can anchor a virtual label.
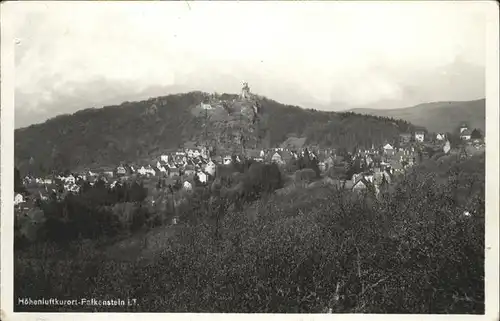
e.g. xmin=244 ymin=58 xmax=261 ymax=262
xmin=349 ymin=99 xmax=485 ymax=133
xmin=14 ymin=152 xmax=485 ymax=313
xmin=15 ymin=92 xmax=415 ymax=175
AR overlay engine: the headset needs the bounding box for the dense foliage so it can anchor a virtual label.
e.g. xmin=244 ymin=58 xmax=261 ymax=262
xmin=14 ymin=180 xmax=150 ymax=248
xmin=14 ymin=152 xmax=485 ymax=313
xmin=15 ymin=92 xmax=415 ymax=176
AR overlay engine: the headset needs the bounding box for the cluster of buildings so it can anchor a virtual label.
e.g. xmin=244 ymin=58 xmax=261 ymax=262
xmin=401 ymin=123 xmax=484 ymax=145
xmin=16 ymin=102 xmax=485 ymax=211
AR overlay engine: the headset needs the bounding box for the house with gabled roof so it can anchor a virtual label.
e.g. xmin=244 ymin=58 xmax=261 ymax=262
xmin=196 ymin=171 xmax=208 ymax=184
xmin=116 ymin=164 xmax=127 ymax=176
xmin=436 ymin=133 xmax=446 ymax=141
xmin=168 ymin=166 xmax=180 ymax=178
xmin=352 ymin=177 xmax=368 ymax=191
xmin=246 ymin=149 xmax=261 ymax=160
xmin=460 ymin=128 xmax=472 ymax=140
xmin=383 ymin=143 xmax=395 ymax=156
xmin=388 ymin=159 xmax=403 ymax=174
xmin=414 ymin=130 xmax=425 ymax=143
xmin=271 ymin=151 xmax=284 ymax=164
xmin=223 ymin=155 xmax=232 ymax=165
xmin=184 ymin=165 xmax=196 ymax=177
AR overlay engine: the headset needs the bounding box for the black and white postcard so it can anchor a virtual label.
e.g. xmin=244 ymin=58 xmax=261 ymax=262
xmin=1 ymin=1 xmax=499 ymax=320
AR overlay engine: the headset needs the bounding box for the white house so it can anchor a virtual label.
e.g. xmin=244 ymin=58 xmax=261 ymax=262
xmin=116 ymin=165 xmax=127 ymax=175
xmin=160 ymin=155 xmax=169 ymax=163
xmin=365 ymin=155 xmax=373 ymax=167
xmin=196 ymin=171 xmax=208 ymax=184
xmin=69 ymin=184 xmax=80 ymax=193
xmin=260 ymin=150 xmax=265 ymax=158
xmin=205 ymin=160 xmax=216 ymax=175
xmin=436 ymin=133 xmax=446 ymax=141
xmin=223 ymin=156 xmax=232 ymax=165
xmin=443 ymin=140 xmax=451 ymax=154
xmin=183 ymin=181 xmax=193 ymax=191
xmin=14 ymin=193 xmax=25 ymax=205
xmin=201 ymin=148 xmax=209 ymax=159
xmin=415 ymin=131 xmax=425 ymax=143
xmin=138 ymin=166 xmax=147 ymax=176
xmin=460 ymin=129 xmax=472 ymax=140
xmin=65 ymin=175 xmax=76 ymax=185
xmin=364 ymin=175 xmax=374 ymax=183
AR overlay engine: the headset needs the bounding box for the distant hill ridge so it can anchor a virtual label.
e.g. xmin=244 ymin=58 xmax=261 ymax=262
xmin=15 ymin=91 xmax=417 ymax=175
xmin=348 ymin=98 xmax=485 ymax=133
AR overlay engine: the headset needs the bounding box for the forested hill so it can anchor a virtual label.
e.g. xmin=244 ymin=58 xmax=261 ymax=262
xmin=15 ymin=91 xmax=416 ymax=174
xmin=349 ymin=99 xmax=485 ymax=133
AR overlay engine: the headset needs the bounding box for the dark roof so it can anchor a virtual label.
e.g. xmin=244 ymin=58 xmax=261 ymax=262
xmin=281 ymin=150 xmax=294 ymax=161
xmin=246 ymin=149 xmax=261 ymax=158
xmin=184 ymin=141 xmax=197 ymax=149
xmin=280 ymin=137 xmax=307 ymax=149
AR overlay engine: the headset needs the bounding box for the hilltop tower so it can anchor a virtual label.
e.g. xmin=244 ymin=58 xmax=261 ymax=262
xmin=241 ymin=81 xmax=251 ymax=99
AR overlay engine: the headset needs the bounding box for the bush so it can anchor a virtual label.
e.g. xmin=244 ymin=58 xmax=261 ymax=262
xmin=294 ymin=168 xmax=317 ymax=184
xmin=15 ymin=154 xmax=484 ymax=313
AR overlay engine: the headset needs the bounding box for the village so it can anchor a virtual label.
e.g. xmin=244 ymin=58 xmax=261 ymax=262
xmin=14 ymin=117 xmax=485 ymax=216
xmin=14 ymin=82 xmax=487 ymax=214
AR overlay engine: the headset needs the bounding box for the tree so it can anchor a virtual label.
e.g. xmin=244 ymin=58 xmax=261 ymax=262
xmin=470 ymin=129 xmax=482 ymax=139
xmin=193 ymin=173 xmax=202 ymax=187
xmin=14 ymin=167 xmax=26 ymax=194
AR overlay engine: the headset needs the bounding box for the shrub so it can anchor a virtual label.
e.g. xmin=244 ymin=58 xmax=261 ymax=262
xmin=294 ymin=168 xmax=317 ymax=184
xmin=14 ymin=154 xmax=484 ymax=313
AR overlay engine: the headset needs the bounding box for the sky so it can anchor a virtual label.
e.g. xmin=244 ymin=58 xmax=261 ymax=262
xmin=9 ymin=1 xmax=487 ymax=128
